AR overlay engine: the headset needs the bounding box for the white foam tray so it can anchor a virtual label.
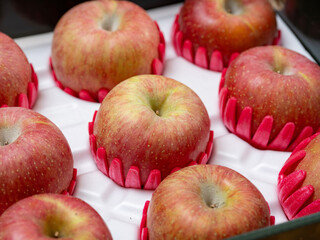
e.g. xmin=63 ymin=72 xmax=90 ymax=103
xmin=14 ymin=3 xmax=316 ymax=239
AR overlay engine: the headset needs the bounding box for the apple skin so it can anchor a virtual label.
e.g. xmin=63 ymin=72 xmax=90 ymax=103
xmin=178 ymin=0 xmax=277 ymax=65
xmin=223 ymin=45 xmax=320 ymax=143
xmin=147 ymin=164 xmax=270 ymax=240
xmin=294 ymin=134 xmax=320 ymax=202
xmin=0 ymin=193 xmax=113 ymax=240
xmin=0 ymin=107 xmax=74 ymax=215
xmin=51 ymin=0 xmax=160 ymax=98
xmin=0 ymin=32 xmax=32 ymax=106
xmin=93 ymin=74 xmax=211 ymax=187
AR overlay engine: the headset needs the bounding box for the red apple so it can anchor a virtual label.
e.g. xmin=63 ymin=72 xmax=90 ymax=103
xmin=92 ymin=74 xmax=211 ymax=188
xmin=177 ymin=0 xmax=277 ymax=66
xmin=0 ymin=193 xmax=113 ymax=240
xmin=0 ymin=107 xmax=74 ymax=214
xmin=0 ymin=32 xmax=36 ymax=107
xmin=295 ymin=134 xmax=320 ymax=200
xmin=220 ymin=45 xmax=320 ymax=151
xmin=146 ymin=164 xmax=271 ymax=240
xmin=278 ymin=133 xmax=320 ymax=220
xmin=51 ymin=0 xmax=161 ymax=100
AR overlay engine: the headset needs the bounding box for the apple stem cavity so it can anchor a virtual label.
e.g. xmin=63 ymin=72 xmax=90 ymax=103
xmin=150 ymin=100 xmax=162 ymax=117
xmin=0 ymin=126 xmax=21 ymax=146
xmin=201 ymin=184 xmax=226 ymax=209
xmin=224 ymin=0 xmax=244 ymax=15
xmin=100 ymin=13 xmax=120 ymax=32
xmin=273 ymin=65 xmax=293 ymax=76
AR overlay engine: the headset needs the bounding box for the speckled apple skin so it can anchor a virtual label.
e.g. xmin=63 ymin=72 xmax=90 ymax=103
xmin=147 ymin=165 xmax=270 ymax=240
xmin=51 ymin=0 xmax=160 ymax=97
xmin=93 ymin=75 xmax=211 ymax=186
xmin=295 ymin=134 xmax=320 ymax=202
xmin=224 ymin=45 xmax=320 ymax=143
xmin=178 ymin=0 xmax=277 ymax=65
xmin=0 ymin=108 xmax=74 ymax=215
xmin=0 ymin=193 xmax=113 ymax=240
xmin=0 ymin=33 xmax=32 ymax=106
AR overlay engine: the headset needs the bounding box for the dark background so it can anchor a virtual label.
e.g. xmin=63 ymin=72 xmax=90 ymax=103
xmin=279 ymin=0 xmax=320 ymax=64
xmin=0 ymin=0 xmax=182 ymax=38
xmin=0 ymin=0 xmax=319 ymax=64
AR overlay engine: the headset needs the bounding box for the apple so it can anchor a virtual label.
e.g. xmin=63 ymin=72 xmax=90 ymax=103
xmin=294 ymin=134 xmax=320 ymax=200
xmin=92 ymin=74 xmax=211 ymax=188
xmin=278 ymin=133 xmax=320 ymax=220
xmin=0 ymin=107 xmax=75 ymax=215
xmin=51 ymin=0 xmax=163 ymax=101
xmin=144 ymin=164 xmax=271 ymax=240
xmin=175 ymin=0 xmax=277 ymax=68
xmin=0 ymin=193 xmax=113 ymax=240
xmin=219 ymin=45 xmax=320 ymax=151
xmin=0 ymin=32 xmax=38 ymax=108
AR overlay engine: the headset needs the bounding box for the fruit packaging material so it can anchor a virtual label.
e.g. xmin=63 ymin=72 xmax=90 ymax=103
xmin=14 ymin=3 xmax=316 ymax=239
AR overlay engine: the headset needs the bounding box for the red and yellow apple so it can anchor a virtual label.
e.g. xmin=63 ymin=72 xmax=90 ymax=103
xmin=0 ymin=193 xmax=113 ymax=240
xmin=221 ymin=45 xmax=320 ymax=150
xmin=294 ymin=134 xmax=320 ymax=201
xmin=278 ymin=133 xmax=320 ymax=220
xmin=146 ymin=164 xmax=271 ymax=239
xmin=0 ymin=32 xmax=33 ymax=107
xmin=51 ymin=0 xmax=161 ymax=99
xmin=93 ymin=74 xmax=211 ymax=187
xmin=178 ymin=0 xmax=277 ymax=65
xmin=0 ymin=107 xmax=74 ymax=214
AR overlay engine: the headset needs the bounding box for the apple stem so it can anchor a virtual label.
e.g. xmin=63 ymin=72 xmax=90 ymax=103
xmin=210 ymin=202 xmax=224 ymax=209
xmin=210 ymin=203 xmax=218 ymax=208
xmin=54 ymin=231 xmax=60 ymax=238
xmin=0 ymin=141 xmax=9 ymax=146
xmin=155 ymin=110 xmax=160 ymax=116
